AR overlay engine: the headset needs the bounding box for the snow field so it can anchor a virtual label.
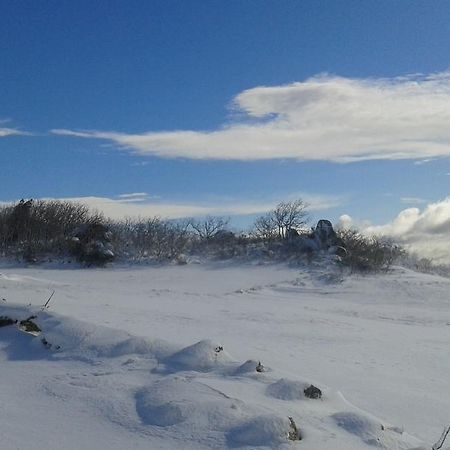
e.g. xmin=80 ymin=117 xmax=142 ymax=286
xmin=1 ymin=263 xmax=449 ymax=449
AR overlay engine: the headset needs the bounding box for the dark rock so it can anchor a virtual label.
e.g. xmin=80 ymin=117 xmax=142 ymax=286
xmin=19 ymin=316 xmax=41 ymax=334
xmin=315 ymin=219 xmax=339 ymax=249
xmin=298 ymin=219 xmax=346 ymax=257
xmin=0 ymin=316 xmax=17 ymax=328
xmin=255 ymin=361 xmax=265 ymax=373
xmin=304 ymin=384 xmax=322 ymax=399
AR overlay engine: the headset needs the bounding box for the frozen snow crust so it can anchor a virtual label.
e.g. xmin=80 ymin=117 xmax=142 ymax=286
xmin=1 ymin=263 xmax=449 ymax=449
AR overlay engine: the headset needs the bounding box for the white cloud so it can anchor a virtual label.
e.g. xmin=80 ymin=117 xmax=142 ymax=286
xmin=116 ymin=192 xmax=152 ymax=203
xmin=58 ymin=196 xmax=231 ymax=219
xmin=400 ymin=197 xmax=426 ymax=205
xmin=337 ymin=214 xmax=353 ymax=230
xmin=413 ymin=159 xmax=434 ymax=165
xmin=0 ymin=127 xmax=23 ymax=137
xmin=364 ymin=198 xmax=450 ymax=263
xmin=0 ymin=192 xmax=342 ymax=221
xmin=53 ymin=71 xmax=450 ymax=162
xmin=117 ymin=192 xmax=148 ymax=199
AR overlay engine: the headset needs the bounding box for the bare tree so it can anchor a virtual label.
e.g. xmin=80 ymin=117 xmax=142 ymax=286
xmin=273 ymin=199 xmax=309 ymax=238
xmin=253 ymin=213 xmax=277 ymax=240
xmin=253 ymin=199 xmax=309 ymax=239
xmin=190 ymin=216 xmax=230 ymax=240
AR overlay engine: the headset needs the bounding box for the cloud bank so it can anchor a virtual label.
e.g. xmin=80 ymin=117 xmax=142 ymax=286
xmin=1 ymin=192 xmax=341 ymax=221
xmin=348 ymin=198 xmax=450 ymax=263
xmin=53 ymin=71 xmax=450 ymax=162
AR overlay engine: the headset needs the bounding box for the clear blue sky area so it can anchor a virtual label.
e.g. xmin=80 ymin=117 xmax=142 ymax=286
xmin=1 ymin=0 xmax=449 ymax=227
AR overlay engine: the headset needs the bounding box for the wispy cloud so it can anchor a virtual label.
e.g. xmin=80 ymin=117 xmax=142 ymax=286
xmin=413 ymin=159 xmax=435 ymax=166
xmin=363 ymin=198 xmax=450 ymax=263
xmin=400 ymin=197 xmax=426 ymax=205
xmin=0 ymin=127 xmax=24 ymax=137
xmin=116 ymin=192 xmax=152 ymax=203
xmin=53 ymin=71 xmax=450 ymax=162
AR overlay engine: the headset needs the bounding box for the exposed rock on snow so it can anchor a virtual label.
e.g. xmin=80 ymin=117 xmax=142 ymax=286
xmin=304 ymin=384 xmax=322 ymax=399
xmin=18 ymin=315 xmax=41 ymax=335
xmin=0 ymin=316 xmax=16 ymax=327
xmin=255 ymin=361 xmax=265 ymax=373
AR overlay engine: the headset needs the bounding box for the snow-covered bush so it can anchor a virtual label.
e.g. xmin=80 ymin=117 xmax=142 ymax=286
xmin=70 ymin=222 xmax=115 ymax=266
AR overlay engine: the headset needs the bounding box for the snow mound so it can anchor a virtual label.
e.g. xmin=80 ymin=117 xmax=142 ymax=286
xmin=136 ymin=381 xmax=186 ymax=427
xmin=233 ymin=359 xmax=262 ymax=375
xmin=0 ymin=304 xmax=175 ymax=361
xmin=0 ymin=296 xmax=430 ymax=450
xmin=332 ymin=411 xmax=425 ymax=449
xmin=165 ymin=339 xmax=233 ymax=372
xmin=136 ymin=377 xmax=245 ymax=430
xmin=226 ymin=414 xmax=293 ymax=447
xmin=333 ymin=411 xmax=383 ymax=446
xmin=266 ymin=378 xmax=309 ymax=400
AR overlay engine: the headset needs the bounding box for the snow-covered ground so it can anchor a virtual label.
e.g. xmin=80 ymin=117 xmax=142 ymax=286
xmin=1 ymin=262 xmax=449 ymax=449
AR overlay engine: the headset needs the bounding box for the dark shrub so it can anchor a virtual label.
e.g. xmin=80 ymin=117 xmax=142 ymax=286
xmin=337 ymin=229 xmax=403 ymax=273
xmin=70 ymin=222 xmax=115 ymax=266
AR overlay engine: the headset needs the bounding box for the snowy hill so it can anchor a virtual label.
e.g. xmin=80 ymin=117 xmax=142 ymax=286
xmin=1 ymin=263 xmax=449 ymax=449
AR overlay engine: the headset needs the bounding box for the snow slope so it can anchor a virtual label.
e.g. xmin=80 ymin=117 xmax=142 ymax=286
xmin=1 ymin=262 xmax=449 ymax=449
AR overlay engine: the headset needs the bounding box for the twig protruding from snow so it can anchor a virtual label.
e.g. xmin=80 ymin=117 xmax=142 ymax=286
xmin=42 ymin=290 xmax=55 ymax=310
xmin=432 ymin=426 xmax=450 ymax=450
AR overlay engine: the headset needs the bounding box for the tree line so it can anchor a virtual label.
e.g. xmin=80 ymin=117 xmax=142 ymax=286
xmin=0 ymin=198 xmax=405 ymax=272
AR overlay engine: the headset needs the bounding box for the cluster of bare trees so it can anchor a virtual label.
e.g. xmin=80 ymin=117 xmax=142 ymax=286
xmin=111 ymin=217 xmax=191 ymax=261
xmin=0 ymin=202 xmax=238 ymax=263
xmin=111 ymin=215 xmax=245 ymax=261
xmin=190 ymin=216 xmax=230 ymax=240
xmin=0 ymin=200 xmax=104 ymax=261
xmin=0 ymin=199 xmax=239 ymax=264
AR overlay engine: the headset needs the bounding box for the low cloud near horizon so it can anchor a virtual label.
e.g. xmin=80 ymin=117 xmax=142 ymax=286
xmin=341 ymin=198 xmax=450 ymax=263
xmin=0 ymin=192 xmax=342 ymax=222
xmin=53 ymin=71 xmax=450 ymax=162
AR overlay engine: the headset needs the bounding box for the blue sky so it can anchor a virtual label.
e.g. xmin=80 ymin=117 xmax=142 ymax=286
xmin=1 ymin=0 xmax=450 ymax=253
